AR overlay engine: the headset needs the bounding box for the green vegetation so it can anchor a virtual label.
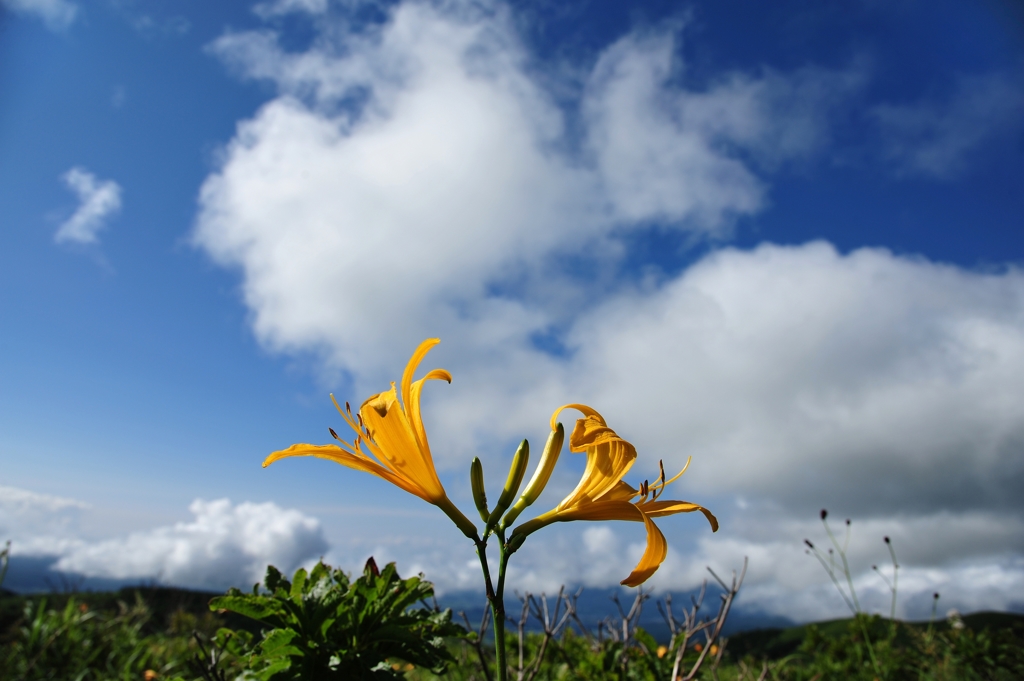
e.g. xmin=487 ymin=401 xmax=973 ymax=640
xmin=1 ymin=556 xmax=1022 ymax=680
xmin=209 ymin=558 xmax=464 ymax=680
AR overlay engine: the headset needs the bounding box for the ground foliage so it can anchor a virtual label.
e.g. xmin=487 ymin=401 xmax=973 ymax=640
xmin=208 ymin=558 xmax=464 ymax=680
xmin=1 ymin=563 xmax=1022 ymax=680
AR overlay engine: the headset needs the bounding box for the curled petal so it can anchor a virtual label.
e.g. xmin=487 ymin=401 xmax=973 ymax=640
xmin=406 ymin=368 xmax=452 ymax=475
xmin=550 ymin=403 xmax=605 ymax=431
xmin=568 ymin=415 xmax=624 ymax=452
xmin=401 ymin=339 xmax=440 ymax=417
xmin=639 ymin=499 xmax=719 ymax=532
xmin=621 ymin=513 xmax=668 ymax=587
xmin=556 ymin=438 xmax=637 ymax=511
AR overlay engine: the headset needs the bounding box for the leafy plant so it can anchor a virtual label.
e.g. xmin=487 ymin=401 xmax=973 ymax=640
xmin=210 ymin=557 xmax=465 ymax=680
xmin=0 ymin=592 xmax=193 ymax=680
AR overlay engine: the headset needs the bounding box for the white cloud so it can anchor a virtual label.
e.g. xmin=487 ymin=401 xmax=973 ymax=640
xmin=0 ymin=485 xmax=93 ymax=557
xmin=323 ymin=507 xmax=1024 ymax=621
xmin=560 ymin=242 xmax=1024 ymax=517
xmin=55 ymin=167 xmax=123 ymax=245
xmin=1 ymin=0 xmax=78 ymax=31
xmin=583 ymin=34 xmax=862 ymax=225
xmin=872 ymin=72 xmax=1024 ymax=179
xmin=52 ymin=499 xmax=327 ymax=590
xmin=197 ymin=1 xmax=852 ymax=377
xmin=192 ymin=0 xmax=1024 ymax=620
xmin=0 ymin=485 xmax=90 ymax=515
xmin=253 ymin=0 xmax=328 ymax=19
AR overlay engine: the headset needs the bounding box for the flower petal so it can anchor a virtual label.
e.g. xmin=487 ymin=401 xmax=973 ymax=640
xmin=262 ymin=443 xmax=430 ymax=500
xmin=640 ymin=499 xmax=719 ymax=531
xmin=401 ymin=339 xmax=440 ymax=422
xmin=359 ymin=386 xmax=445 ymax=502
xmin=550 ymin=403 xmax=605 ymax=431
xmin=568 ymin=415 xmax=624 ymax=452
xmin=554 ymin=499 xmax=643 ymax=523
xmin=406 ymin=368 xmax=452 ymax=474
xmin=556 ymin=438 xmax=637 ymax=510
xmin=621 ymin=512 xmax=668 ymax=587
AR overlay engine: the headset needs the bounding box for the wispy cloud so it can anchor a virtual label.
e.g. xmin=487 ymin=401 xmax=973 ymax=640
xmin=0 ymin=485 xmax=91 ymax=557
xmin=55 ymin=167 xmax=122 ymax=245
xmin=872 ymin=72 xmax=1024 ymax=179
xmin=253 ymin=0 xmax=328 ymax=19
xmin=1 ymin=0 xmax=78 ymax=31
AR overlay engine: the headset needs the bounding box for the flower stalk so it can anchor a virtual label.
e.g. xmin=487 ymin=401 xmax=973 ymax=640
xmin=262 ymin=339 xmax=717 ymax=681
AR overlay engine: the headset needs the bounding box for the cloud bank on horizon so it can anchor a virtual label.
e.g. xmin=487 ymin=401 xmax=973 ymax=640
xmin=5 ymin=0 xmax=1023 ymax=624
xmin=1 ymin=488 xmax=326 ymax=592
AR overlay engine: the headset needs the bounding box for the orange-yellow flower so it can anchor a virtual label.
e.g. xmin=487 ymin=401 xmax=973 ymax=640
xmin=511 ymin=404 xmax=718 ymax=587
xmin=263 ymin=339 xmax=476 ymax=538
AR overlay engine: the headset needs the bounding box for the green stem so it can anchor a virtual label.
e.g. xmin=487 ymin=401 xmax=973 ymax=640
xmin=856 ymin=614 xmax=882 ymax=679
xmin=491 ymin=529 xmax=512 ymax=681
xmin=474 ymin=535 xmax=507 ymax=681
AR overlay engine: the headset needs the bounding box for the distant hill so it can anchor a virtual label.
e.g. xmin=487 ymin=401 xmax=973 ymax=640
xmin=4 ymin=556 xmax=1021 ymax=652
xmin=3 ymin=580 xmax=1022 ymax=664
xmin=436 ymin=585 xmax=793 ymax=641
xmin=724 ymin=611 xmax=1024 ymax=660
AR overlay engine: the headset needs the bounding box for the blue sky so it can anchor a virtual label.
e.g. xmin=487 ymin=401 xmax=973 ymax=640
xmin=2 ymin=0 xmax=1023 ymax=621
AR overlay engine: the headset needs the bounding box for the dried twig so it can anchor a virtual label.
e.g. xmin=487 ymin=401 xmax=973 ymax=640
xmin=667 ymin=557 xmax=748 ymax=681
xmin=510 ymin=587 xmax=576 ymax=681
xmin=460 ymin=607 xmax=494 ymax=681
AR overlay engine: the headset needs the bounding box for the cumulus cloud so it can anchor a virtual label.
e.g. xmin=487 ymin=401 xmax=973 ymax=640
xmin=55 ymin=167 xmax=123 ymax=245
xmin=1 ymin=489 xmax=327 ymax=591
xmin=197 ymin=1 xmax=851 ymax=376
xmin=583 ymin=34 xmax=863 ymax=225
xmin=872 ymin=72 xmax=1024 ymax=178
xmin=562 ymin=242 xmax=1024 ymax=517
xmin=192 ymin=0 xmax=1024 ymax=619
xmin=1 ymin=0 xmax=78 ymax=31
xmin=52 ymin=498 xmax=327 ymax=590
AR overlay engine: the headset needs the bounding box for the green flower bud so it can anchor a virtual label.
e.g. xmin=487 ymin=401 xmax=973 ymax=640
xmin=500 ymin=423 xmax=564 ymax=531
xmin=487 ymin=440 xmax=529 ymax=529
xmin=506 ymin=531 xmax=526 ymax=555
xmin=470 ymin=457 xmax=489 ymax=522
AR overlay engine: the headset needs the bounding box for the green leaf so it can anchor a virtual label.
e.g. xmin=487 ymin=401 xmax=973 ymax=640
xmin=209 ymin=594 xmax=284 ymax=622
xmin=290 ymin=567 xmax=308 ymax=603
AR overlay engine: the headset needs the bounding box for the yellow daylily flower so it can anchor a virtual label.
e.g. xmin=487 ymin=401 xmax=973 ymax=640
xmin=511 ymin=404 xmax=718 ymax=587
xmin=263 ymin=338 xmax=477 ymax=538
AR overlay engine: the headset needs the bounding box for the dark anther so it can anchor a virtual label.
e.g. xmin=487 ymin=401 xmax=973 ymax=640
xmin=820 ymin=509 xmax=828 ymax=520
xmin=884 ymin=536 xmax=891 ymax=543
xmin=346 ymin=401 xmax=351 ymax=414
xmin=872 ymin=565 xmax=877 ymax=570
xmin=933 ymin=592 xmax=940 ymax=600
xmin=804 ymin=539 xmax=814 ymax=548
xmin=329 ymin=427 xmax=341 ymax=440
xmin=845 ymin=519 xmax=850 ymax=525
